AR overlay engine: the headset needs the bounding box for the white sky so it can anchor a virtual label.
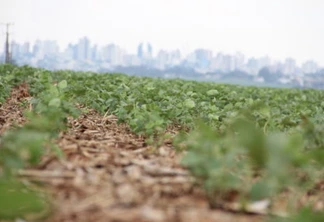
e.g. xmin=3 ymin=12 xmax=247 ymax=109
xmin=0 ymin=0 xmax=323 ymax=66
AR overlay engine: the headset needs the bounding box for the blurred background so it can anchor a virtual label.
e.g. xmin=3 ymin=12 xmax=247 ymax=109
xmin=1 ymin=0 xmax=323 ymax=88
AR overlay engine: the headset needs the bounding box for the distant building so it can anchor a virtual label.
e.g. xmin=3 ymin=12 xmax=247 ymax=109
xmin=11 ymin=41 xmax=20 ymax=59
xmin=2 ymin=35 xmax=324 ymax=89
xmin=21 ymin=42 xmax=30 ymax=57
xmin=210 ymin=53 xmax=224 ymax=71
xmin=210 ymin=53 xmax=236 ymax=72
xmin=156 ymin=50 xmax=169 ymax=69
xmin=259 ymin=56 xmax=271 ymax=68
xmin=43 ymin=40 xmax=59 ymax=56
xmin=223 ymin=55 xmax=233 ymax=72
xmin=229 ymin=56 xmax=236 ymax=72
xmin=302 ymin=60 xmax=318 ymax=74
xmin=90 ymin=45 xmax=98 ymax=61
xmin=234 ymin=52 xmax=245 ymax=70
xmin=11 ymin=41 xmax=30 ymax=58
xmin=32 ymin=40 xmax=59 ymax=59
xmin=137 ymin=42 xmax=153 ymax=59
xmin=169 ymin=49 xmax=181 ymax=66
xmin=76 ymin=37 xmax=90 ymax=61
xmin=247 ymin=57 xmax=271 ymax=75
xmin=32 ymin=40 xmax=43 ymax=58
xmin=101 ymin=44 xmax=125 ymax=66
xmin=63 ymin=43 xmax=76 ymax=60
xmin=282 ymin=58 xmax=296 ymax=75
xmin=124 ymin=54 xmax=141 ymax=66
xmin=194 ymin=49 xmax=212 ymax=69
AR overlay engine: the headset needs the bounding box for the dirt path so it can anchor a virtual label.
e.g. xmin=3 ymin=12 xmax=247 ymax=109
xmin=0 ymin=82 xmax=30 ymax=135
xmin=39 ymin=108 xmax=263 ymax=222
xmin=1 ymin=85 xmax=264 ymax=222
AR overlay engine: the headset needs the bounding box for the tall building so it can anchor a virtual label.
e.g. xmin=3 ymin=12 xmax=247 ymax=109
xmin=63 ymin=43 xmax=76 ymax=60
xmin=32 ymin=40 xmax=58 ymax=59
xmin=259 ymin=56 xmax=271 ymax=68
xmin=103 ymin=44 xmax=125 ymax=66
xmin=155 ymin=49 xmax=181 ymax=69
xmin=137 ymin=42 xmax=153 ymax=59
xmin=76 ymin=37 xmax=90 ymax=61
xmin=156 ymin=50 xmax=169 ymax=69
xmin=11 ymin=41 xmax=20 ymax=59
xmin=283 ymin=58 xmax=296 ymax=75
xmin=184 ymin=52 xmax=197 ymax=68
xmin=234 ymin=52 xmax=245 ymax=70
xmin=11 ymin=41 xmax=30 ymax=58
xmin=90 ymin=45 xmax=98 ymax=61
xmin=0 ymin=52 xmax=4 ymax=64
xmin=22 ymin=42 xmax=30 ymax=55
xmin=32 ymin=40 xmax=43 ymax=58
xmin=302 ymin=60 xmax=318 ymax=74
xmin=124 ymin=54 xmax=141 ymax=66
xmin=43 ymin=40 xmax=59 ymax=56
xmin=247 ymin=57 xmax=262 ymax=74
xmin=229 ymin=56 xmax=237 ymax=71
xmin=209 ymin=53 xmax=233 ymax=72
xmin=210 ymin=53 xmax=224 ymax=71
xmin=194 ymin=49 xmax=212 ymax=68
xmin=169 ymin=49 xmax=181 ymax=66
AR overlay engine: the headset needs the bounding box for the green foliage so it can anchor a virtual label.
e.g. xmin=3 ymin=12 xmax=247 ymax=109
xmin=0 ymin=67 xmax=78 ymax=220
xmin=0 ymin=129 xmax=50 ymax=175
xmin=44 ymin=69 xmax=324 ymax=136
xmin=0 ymin=65 xmax=20 ymax=104
xmin=0 ymin=179 xmax=48 ymax=219
xmin=270 ymin=207 xmax=324 ymax=222
xmin=1 ymin=65 xmax=324 ymax=219
xmin=177 ymin=112 xmax=324 ymax=212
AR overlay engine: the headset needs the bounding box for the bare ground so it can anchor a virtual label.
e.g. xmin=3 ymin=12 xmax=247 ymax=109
xmin=0 ymin=82 xmax=30 ymax=135
xmin=1 ymin=84 xmax=322 ymax=222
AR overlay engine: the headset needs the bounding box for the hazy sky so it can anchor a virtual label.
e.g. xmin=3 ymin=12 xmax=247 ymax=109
xmin=0 ymin=0 xmax=323 ymax=66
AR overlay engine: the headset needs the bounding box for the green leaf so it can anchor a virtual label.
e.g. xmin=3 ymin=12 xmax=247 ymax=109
xmin=207 ymin=89 xmax=219 ymax=96
xmin=184 ymin=99 xmax=196 ymax=108
xmin=58 ymin=80 xmax=67 ymax=89
xmin=0 ymin=179 xmax=47 ymax=219
xmin=249 ymin=181 xmax=273 ymax=200
xmin=208 ymin=114 xmax=219 ymax=120
xmin=48 ymin=98 xmax=61 ymax=107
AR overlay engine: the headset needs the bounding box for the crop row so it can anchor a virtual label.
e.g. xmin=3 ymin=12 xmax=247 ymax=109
xmin=1 ymin=65 xmax=324 ymax=220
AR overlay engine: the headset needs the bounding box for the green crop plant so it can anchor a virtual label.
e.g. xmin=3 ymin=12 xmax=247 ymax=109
xmin=1 ymin=65 xmax=324 ymax=220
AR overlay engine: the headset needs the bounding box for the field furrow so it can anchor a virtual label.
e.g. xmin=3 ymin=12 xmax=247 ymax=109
xmin=1 ymin=65 xmax=324 ymax=221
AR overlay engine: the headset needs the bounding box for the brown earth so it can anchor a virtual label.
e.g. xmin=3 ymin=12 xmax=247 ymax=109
xmin=0 ymin=82 xmax=30 ymax=135
xmin=39 ymin=108 xmax=264 ymax=222
xmin=1 ymin=84 xmax=322 ymax=222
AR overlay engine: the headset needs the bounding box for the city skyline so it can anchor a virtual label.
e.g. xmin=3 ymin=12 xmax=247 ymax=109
xmin=1 ymin=0 xmax=324 ymax=66
xmin=1 ymin=36 xmax=321 ymax=75
xmin=1 ymin=35 xmax=324 ymax=89
xmin=2 ymin=37 xmax=323 ymax=69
